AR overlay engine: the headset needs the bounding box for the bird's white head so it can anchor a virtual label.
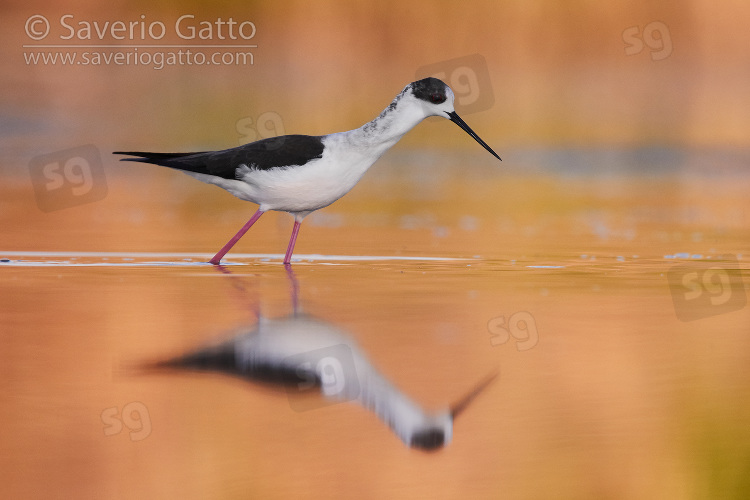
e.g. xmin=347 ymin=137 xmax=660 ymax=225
xmin=408 ymin=370 xmax=499 ymax=451
xmin=409 ymin=412 xmax=453 ymax=451
xmin=406 ymin=77 xmax=455 ymax=117
xmin=406 ymin=77 xmax=502 ymax=161
xmin=407 ymin=77 xmax=457 ymax=119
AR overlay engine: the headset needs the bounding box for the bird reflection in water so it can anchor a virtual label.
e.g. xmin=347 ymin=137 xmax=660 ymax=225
xmin=147 ymin=266 xmax=497 ymax=451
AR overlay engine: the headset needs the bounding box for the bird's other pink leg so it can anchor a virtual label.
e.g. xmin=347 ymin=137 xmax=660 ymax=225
xmin=284 ymin=263 xmax=300 ymax=313
xmin=209 ymin=209 xmax=264 ymax=265
xmin=283 ymin=220 xmax=302 ymax=265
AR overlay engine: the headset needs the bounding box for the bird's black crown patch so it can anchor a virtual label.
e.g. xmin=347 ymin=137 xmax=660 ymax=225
xmin=410 ymin=428 xmax=446 ymax=450
xmin=411 ymin=77 xmax=448 ymax=104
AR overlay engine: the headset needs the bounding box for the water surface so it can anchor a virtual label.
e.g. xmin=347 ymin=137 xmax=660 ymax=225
xmin=2 ymin=194 xmax=749 ymax=497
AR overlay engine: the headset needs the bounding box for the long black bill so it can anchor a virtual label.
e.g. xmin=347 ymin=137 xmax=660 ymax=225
xmin=448 ymin=111 xmax=502 ymax=161
xmin=450 ymin=370 xmax=499 ymax=419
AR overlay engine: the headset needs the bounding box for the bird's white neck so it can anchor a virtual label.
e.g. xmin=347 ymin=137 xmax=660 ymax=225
xmin=330 ymin=92 xmax=428 ymax=161
xmin=354 ymin=363 xmax=449 ymax=446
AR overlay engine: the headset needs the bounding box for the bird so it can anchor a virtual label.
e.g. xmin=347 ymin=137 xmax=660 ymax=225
xmin=114 ymin=77 xmax=501 ymax=265
xmin=146 ymin=310 xmax=498 ymax=450
xmin=139 ymin=266 xmax=498 ymax=450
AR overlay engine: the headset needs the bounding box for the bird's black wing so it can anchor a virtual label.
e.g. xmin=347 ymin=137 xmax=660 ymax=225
xmin=114 ymin=135 xmax=325 ymax=180
xmin=149 ymin=338 xmax=322 ymax=388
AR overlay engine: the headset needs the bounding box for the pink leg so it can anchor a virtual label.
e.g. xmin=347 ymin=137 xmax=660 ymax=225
xmin=284 ymin=264 xmax=300 ymax=313
xmin=283 ymin=221 xmax=301 ymax=265
xmin=209 ymin=209 xmax=264 ymax=265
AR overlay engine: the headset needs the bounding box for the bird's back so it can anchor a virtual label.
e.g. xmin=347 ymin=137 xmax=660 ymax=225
xmin=115 ymin=135 xmax=325 ymax=179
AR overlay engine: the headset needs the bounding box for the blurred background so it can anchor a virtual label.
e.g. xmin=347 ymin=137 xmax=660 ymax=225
xmin=2 ymin=0 xmax=749 ymax=499
xmin=2 ymin=0 xmax=748 ymax=253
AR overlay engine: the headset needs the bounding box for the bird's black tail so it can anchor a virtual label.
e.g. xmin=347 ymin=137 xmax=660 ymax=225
xmin=114 ymin=151 xmax=201 ymax=160
xmin=113 ymin=150 xmax=238 ymax=179
xmin=114 ymin=151 xmax=217 ymax=177
xmin=138 ymin=342 xmax=239 ymax=376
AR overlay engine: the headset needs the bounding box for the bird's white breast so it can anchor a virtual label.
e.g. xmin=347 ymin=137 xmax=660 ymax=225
xmin=230 ymin=134 xmax=382 ymax=215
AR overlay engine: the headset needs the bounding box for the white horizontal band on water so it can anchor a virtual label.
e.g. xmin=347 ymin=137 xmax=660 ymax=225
xmin=0 ymin=251 xmax=469 ymax=264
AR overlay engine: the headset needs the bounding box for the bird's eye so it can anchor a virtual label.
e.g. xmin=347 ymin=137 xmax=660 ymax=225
xmin=430 ymin=93 xmax=446 ymax=104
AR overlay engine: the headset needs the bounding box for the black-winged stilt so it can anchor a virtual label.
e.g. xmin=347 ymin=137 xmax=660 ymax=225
xmin=148 ymin=311 xmax=497 ymax=450
xmin=115 ymin=77 xmax=501 ymax=265
xmin=141 ymin=266 xmax=498 ymax=449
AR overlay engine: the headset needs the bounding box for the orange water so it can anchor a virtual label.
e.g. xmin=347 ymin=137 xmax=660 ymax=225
xmin=3 ymin=0 xmax=750 ymax=496
xmin=2 ymin=162 xmax=749 ymax=499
